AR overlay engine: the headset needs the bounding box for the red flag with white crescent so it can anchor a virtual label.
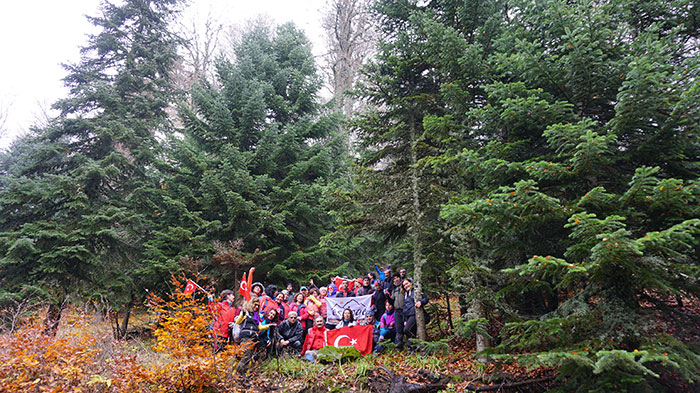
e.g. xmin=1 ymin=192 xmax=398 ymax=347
xmin=239 ymin=272 xmax=250 ymax=301
xmin=325 ymin=325 xmax=373 ymax=356
xmin=333 ymin=276 xmax=356 ymax=291
xmin=184 ymin=279 xmax=196 ymax=296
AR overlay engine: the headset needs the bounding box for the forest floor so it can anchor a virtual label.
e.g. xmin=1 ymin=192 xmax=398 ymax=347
xmin=244 ymin=295 xmax=558 ymax=393
xmin=2 ymin=294 xmax=699 ymax=392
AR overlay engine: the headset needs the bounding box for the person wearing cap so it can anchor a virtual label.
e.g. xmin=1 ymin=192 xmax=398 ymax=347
xmin=251 ymin=282 xmax=264 ymax=298
xmin=276 ymin=311 xmax=304 ymax=355
xmin=326 ymin=281 xmax=338 ymax=298
xmin=354 ymin=278 xmax=364 ymax=296
xmin=356 ymin=276 xmax=374 ymax=296
xmin=300 ymin=286 xmax=309 ymax=299
xmin=258 ymin=284 xmax=278 ymax=319
xmin=360 ymin=311 xmax=375 ymax=326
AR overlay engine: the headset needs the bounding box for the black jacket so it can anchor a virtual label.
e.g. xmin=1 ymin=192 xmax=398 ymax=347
xmin=356 ymin=285 xmax=374 ymax=296
xmin=403 ymin=289 xmax=428 ymax=317
xmin=276 ymin=319 xmax=304 ymax=343
xmin=373 ymin=289 xmax=387 ymax=321
xmin=238 ymin=311 xmax=259 ymax=340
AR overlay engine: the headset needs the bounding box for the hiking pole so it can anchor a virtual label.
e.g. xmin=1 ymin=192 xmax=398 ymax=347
xmin=274 ymin=329 xmax=280 ymax=374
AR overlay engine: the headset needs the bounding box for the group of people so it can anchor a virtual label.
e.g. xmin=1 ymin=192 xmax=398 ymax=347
xmin=208 ymin=266 xmax=428 ymax=375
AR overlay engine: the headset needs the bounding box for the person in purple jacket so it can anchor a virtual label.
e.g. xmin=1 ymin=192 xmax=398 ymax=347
xmin=379 ymin=301 xmax=396 ymax=343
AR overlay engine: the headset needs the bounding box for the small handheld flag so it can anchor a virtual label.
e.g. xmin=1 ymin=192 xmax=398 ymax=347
xmin=184 ymin=279 xmax=197 ymax=295
xmin=239 ymin=272 xmax=250 ymax=301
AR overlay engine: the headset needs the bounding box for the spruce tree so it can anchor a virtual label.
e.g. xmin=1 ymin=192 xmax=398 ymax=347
xmin=434 ymin=0 xmax=700 ymax=389
xmin=0 ymin=0 xmax=182 ymax=335
xmin=172 ymin=21 xmax=348 ymax=284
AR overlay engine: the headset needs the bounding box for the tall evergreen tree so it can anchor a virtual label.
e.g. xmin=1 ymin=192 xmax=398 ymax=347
xmin=172 ymin=21 xmax=348 ymax=284
xmin=434 ymin=0 xmax=700 ymax=389
xmin=344 ymin=0 xmax=512 ymax=342
xmin=0 ymin=0 xmax=183 ymax=335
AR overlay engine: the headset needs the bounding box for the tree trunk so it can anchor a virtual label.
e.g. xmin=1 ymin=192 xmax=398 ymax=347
xmin=113 ymin=294 xmax=135 ymax=340
xmin=458 ymin=294 xmax=470 ymax=317
xmin=409 ymin=115 xmax=428 ymax=341
xmin=119 ymin=300 xmax=135 ymax=339
xmin=444 ymin=279 xmax=454 ymax=330
xmin=43 ymin=300 xmax=66 ymax=336
xmin=468 ymin=298 xmax=491 ymax=361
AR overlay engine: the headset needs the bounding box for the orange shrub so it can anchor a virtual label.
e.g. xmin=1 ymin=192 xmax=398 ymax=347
xmin=146 ymin=275 xmax=245 ymax=392
xmin=0 ymin=277 xmax=245 ymax=393
xmin=0 ymin=322 xmax=94 ymax=391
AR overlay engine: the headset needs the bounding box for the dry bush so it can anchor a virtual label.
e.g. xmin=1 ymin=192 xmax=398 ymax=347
xmin=0 ymin=276 xmax=245 ymax=393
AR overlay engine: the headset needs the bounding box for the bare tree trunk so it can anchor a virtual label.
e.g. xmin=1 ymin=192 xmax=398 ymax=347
xmin=324 ymin=0 xmax=373 ymax=117
xmin=111 ymin=294 xmax=135 ymax=340
xmin=118 ymin=298 xmax=135 ymax=340
xmin=43 ymin=298 xmax=68 ymax=336
xmin=176 ymin=11 xmax=222 ymax=89
xmin=323 ymin=0 xmax=376 ymax=155
xmin=0 ymin=97 xmax=10 ymax=138
xmin=409 ymin=115 xmax=428 ymax=341
xmin=468 ymin=298 xmax=491 ymax=361
xmin=444 ymin=279 xmax=454 ymax=330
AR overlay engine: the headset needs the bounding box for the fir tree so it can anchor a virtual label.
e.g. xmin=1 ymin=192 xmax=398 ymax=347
xmin=0 ymin=0 xmax=183 ymax=335
xmin=172 ymin=21 xmax=349 ymax=284
xmin=434 ymin=0 xmax=700 ymax=389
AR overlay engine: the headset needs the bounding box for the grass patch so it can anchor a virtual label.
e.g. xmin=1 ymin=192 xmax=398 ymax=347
xmin=260 ymin=355 xmax=325 ymax=379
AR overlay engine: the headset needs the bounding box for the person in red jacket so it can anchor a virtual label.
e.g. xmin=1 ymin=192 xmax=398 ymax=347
xmin=275 ymin=292 xmax=289 ymax=320
xmin=290 ymin=292 xmax=309 ymax=329
xmin=301 ymin=315 xmax=328 ymax=361
xmin=211 ymin=289 xmax=237 ymax=352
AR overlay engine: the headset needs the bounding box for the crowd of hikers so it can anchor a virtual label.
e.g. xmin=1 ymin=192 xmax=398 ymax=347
xmin=206 ymin=266 xmax=429 ymax=376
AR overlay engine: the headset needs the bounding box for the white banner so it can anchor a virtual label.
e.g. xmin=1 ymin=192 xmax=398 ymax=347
xmin=326 ymin=294 xmax=372 ymax=320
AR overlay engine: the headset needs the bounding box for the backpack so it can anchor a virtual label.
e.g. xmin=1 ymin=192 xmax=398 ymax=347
xmin=229 ymin=321 xmax=241 ymax=342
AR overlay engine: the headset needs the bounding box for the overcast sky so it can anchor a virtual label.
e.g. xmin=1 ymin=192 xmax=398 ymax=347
xmin=0 ymin=0 xmax=328 ymax=149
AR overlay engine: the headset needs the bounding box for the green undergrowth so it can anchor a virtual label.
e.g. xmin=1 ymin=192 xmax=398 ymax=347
xmin=257 ymin=349 xmax=453 ymax=392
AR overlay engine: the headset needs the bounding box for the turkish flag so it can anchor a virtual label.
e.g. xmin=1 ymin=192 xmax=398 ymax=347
xmin=183 ymin=280 xmax=196 ymax=296
xmin=325 ymin=325 xmax=373 ymax=356
xmin=333 ymin=276 xmax=356 ymax=291
xmin=239 ymin=272 xmax=250 ymax=301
